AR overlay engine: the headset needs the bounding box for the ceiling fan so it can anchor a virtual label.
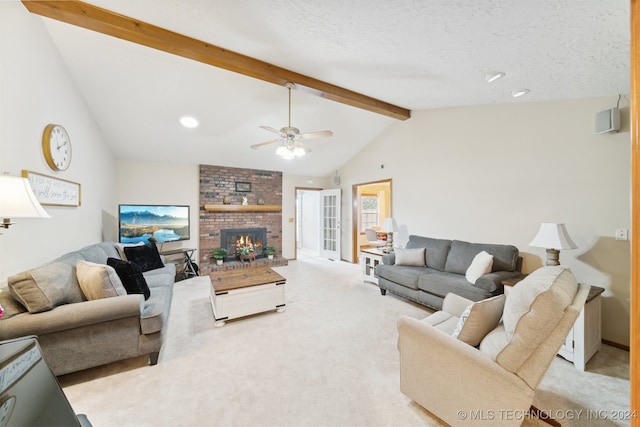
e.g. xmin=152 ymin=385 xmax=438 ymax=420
xmin=251 ymin=82 xmax=333 ymax=159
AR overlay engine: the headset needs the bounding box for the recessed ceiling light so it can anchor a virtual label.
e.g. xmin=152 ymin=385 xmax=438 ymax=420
xmin=485 ymin=71 xmax=505 ymax=83
xmin=511 ymin=89 xmax=530 ymax=98
xmin=179 ymin=116 xmax=199 ymax=128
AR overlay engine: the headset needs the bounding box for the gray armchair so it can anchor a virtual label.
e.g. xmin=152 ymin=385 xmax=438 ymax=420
xmin=397 ymin=266 xmax=589 ymax=427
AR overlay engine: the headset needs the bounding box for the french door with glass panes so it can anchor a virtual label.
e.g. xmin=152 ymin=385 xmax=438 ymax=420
xmin=320 ymin=189 xmax=341 ymax=260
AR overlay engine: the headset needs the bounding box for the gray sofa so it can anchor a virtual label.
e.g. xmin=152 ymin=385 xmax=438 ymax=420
xmin=376 ymin=235 xmax=523 ymax=310
xmin=0 ymin=242 xmax=175 ymax=376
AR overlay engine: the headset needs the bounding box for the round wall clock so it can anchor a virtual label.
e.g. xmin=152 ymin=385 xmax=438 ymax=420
xmin=42 ymin=123 xmax=72 ymax=171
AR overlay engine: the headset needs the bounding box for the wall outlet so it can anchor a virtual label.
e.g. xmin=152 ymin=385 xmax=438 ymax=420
xmin=615 ymin=228 xmax=628 ymax=241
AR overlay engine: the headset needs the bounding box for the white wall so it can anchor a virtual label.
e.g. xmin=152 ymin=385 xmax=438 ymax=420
xmin=0 ymin=3 xmax=116 ymax=281
xmin=337 ymin=97 xmax=631 ymax=346
xmin=115 ymin=159 xmax=200 ymax=258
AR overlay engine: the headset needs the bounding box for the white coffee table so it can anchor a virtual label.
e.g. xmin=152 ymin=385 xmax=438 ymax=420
xmin=209 ymin=267 xmax=286 ymax=327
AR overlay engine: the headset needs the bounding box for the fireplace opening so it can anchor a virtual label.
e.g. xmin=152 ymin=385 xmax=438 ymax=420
xmin=220 ymin=227 xmax=267 ymax=261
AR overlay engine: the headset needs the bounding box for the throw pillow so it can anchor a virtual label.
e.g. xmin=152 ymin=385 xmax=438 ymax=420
xmin=76 ymin=260 xmax=127 ymax=300
xmin=451 ymin=294 xmax=506 ymax=346
xmin=107 ymin=257 xmax=151 ymax=300
xmin=465 ymin=250 xmax=494 ymax=284
xmin=394 ymin=247 xmax=426 ymax=267
xmin=123 ymin=243 xmax=164 ymax=272
xmin=8 ymin=261 xmax=84 ymax=313
xmin=0 ymin=288 xmax=27 ymax=319
xmin=115 ymin=242 xmax=145 ymax=261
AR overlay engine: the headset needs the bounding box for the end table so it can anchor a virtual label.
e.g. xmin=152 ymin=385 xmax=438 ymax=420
xmin=360 ymin=248 xmax=385 ymax=284
xmin=501 ymin=278 xmax=604 ymax=370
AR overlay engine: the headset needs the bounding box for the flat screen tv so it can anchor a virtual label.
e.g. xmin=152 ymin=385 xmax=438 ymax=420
xmin=118 ymin=204 xmax=190 ymax=244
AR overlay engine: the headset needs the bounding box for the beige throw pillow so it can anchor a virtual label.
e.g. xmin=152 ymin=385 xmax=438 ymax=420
xmin=394 ymin=247 xmax=426 ymax=267
xmin=451 ymin=294 xmax=505 ymax=346
xmin=465 ymin=250 xmax=494 ymax=284
xmin=8 ymin=262 xmax=84 ymax=313
xmin=76 ymin=260 xmax=127 ymax=300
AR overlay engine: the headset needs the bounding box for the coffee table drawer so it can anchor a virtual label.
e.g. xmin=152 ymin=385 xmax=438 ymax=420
xmin=210 ymin=281 xmax=285 ymax=326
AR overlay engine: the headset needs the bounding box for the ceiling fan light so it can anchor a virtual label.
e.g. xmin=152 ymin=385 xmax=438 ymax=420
xmin=485 ymin=71 xmax=505 ymax=83
xmin=281 ymin=149 xmax=295 ymax=160
xmin=511 ymin=88 xmax=530 ymax=98
xmin=293 ymin=146 xmax=306 ymax=157
xmin=275 ymin=145 xmax=288 ymax=156
xmin=179 ymin=116 xmax=199 ymax=128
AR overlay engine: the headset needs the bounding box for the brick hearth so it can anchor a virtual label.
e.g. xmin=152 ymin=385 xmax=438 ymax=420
xmin=199 ymin=164 xmax=286 ymax=275
xmin=208 ymin=256 xmax=289 ymax=272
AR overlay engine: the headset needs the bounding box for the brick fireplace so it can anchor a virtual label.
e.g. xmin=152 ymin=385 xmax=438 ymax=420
xmin=199 ymin=165 xmax=287 ymax=274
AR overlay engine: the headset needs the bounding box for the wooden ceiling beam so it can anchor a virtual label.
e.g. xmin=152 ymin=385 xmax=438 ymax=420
xmin=21 ymin=0 xmax=411 ymax=121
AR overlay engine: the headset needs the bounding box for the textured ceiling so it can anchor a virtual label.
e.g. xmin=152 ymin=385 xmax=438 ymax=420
xmin=39 ymin=0 xmax=630 ymax=176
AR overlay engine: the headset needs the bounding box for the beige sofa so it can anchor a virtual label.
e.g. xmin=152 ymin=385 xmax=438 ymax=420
xmin=0 ymin=242 xmax=175 ymax=376
xmin=397 ymin=266 xmax=589 ymax=426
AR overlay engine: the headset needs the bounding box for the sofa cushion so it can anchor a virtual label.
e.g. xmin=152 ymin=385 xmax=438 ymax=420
xmin=394 ymin=247 xmax=426 ymax=267
xmin=405 ymin=235 xmax=452 ymax=271
xmin=421 ymin=311 xmax=459 ymax=334
xmin=78 ymin=243 xmax=116 ymax=264
xmin=451 ymin=294 xmax=505 ymax=346
xmin=124 ymin=243 xmax=164 ymax=272
xmin=479 ymin=266 xmax=578 ymax=372
xmin=445 ymin=240 xmax=519 ymax=274
xmin=376 ymin=264 xmax=428 ymax=290
xmin=8 ymin=261 xmax=85 ymax=313
xmin=107 ymin=258 xmax=151 ymax=300
xmin=143 ymin=265 xmax=176 ymax=288
xmin=76 ymin=260 xmax=127 ymax=300
xmin=465 ymin=251 xmax=493 ymax=284
xmin=417 ymin=271 xmax=492 ymax=301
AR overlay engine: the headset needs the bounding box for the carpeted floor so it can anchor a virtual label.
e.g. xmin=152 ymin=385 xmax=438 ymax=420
xmin=59 ymin=258 xmax=630 ymax=427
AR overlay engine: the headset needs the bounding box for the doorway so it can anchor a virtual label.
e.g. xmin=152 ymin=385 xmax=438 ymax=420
xmin=295 ymin=187 xmax=343 ymax=261
xmin=351 ymin=179 xmax=392 ymax=263
xmin=296 ymin=188 xmax=321 ymax=259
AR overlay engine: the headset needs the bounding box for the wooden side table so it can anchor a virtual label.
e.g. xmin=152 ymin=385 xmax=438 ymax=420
xmin=360 ymin=248 xmax=385 ymax=284
xmin=501 ymin=277 xmax=604 ymax=370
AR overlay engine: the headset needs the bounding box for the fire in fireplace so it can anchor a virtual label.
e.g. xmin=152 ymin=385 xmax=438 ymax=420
xmin=220 ymin=227 xmax=267 ymax=261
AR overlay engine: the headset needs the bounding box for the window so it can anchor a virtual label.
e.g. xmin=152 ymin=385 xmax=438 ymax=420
xmin=360 ymin=194 xmax=379 ymax=232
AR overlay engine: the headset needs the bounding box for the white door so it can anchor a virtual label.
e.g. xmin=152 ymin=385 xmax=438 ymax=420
xmin=320 ymin=188 xmax=341 ymax=260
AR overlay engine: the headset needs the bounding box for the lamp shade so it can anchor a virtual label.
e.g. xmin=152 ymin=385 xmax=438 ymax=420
xmin=529 ymin=223 xmax=576 ymax=250
xmin=381 ymin=217 xmax=397 ymax=233
xmin=0 ymin=176 xmax=50 ymax=219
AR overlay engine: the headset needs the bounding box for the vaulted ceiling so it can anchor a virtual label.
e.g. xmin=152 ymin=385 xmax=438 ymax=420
xmin=29 ymin=0 xmax=630 ymax=176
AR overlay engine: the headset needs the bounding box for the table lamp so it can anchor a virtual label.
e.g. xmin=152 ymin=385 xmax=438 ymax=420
xmin=381 ymin=217 xmax=398 ymax=252
xmin=529 ymin=222 xmax=577 ymax=266
xmin=0 ymin=175 xmax=50 ymax=229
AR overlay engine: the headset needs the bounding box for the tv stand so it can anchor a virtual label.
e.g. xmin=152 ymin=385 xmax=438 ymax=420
xmin=160 ymin=248 xmax=198 ymax=279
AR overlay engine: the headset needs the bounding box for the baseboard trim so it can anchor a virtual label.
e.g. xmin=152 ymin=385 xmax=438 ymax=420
xmin=602 ymin=339 xmax=630 ymax=352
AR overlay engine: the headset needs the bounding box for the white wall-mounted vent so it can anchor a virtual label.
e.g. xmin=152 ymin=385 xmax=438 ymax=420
xmin=595 ymin=108 xmax=620 ymax=134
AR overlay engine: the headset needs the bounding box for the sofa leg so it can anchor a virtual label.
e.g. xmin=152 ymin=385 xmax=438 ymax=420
xmin=149 ymin=351 xmax=159 ymax=366
xmin=380 ymin=289 xmax=386 ymax=296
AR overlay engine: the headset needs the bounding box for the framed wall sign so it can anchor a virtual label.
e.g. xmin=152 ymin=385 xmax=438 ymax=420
xmin=235 ymin=181 xmax=251 ymax=192
xmin=22 ymin=170 xmax=81 ymax=207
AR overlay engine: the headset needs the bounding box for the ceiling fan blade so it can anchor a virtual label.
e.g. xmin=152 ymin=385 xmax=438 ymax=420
xmin=259 ymin=126 xmax=283 ymax=135
xmin=250 ymin=139 xmax=279 ymax=149
xmin=299 ymin=130 xmax=333 ymax=139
